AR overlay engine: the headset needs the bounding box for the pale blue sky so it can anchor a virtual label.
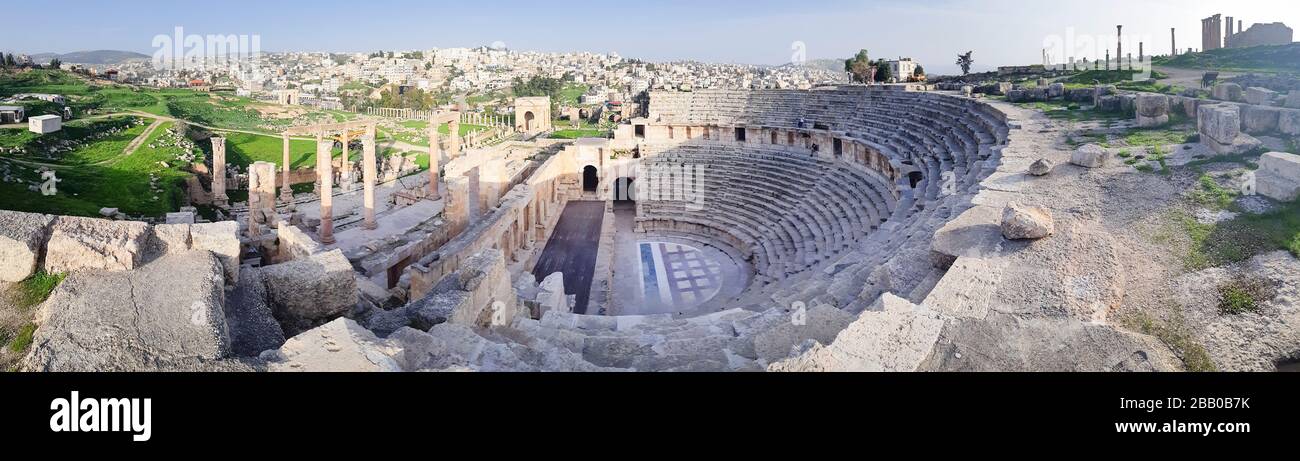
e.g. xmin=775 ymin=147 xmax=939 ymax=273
xmin=3 ymin=0 xmax=1296 ymax=74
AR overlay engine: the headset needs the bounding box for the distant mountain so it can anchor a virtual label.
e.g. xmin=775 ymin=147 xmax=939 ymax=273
xmin=28 ymin=50 xmax=150 ymax=65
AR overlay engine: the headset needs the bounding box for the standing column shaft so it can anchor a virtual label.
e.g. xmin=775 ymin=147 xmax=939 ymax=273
xmin=317 ymin=134 xmax=336 ymax=244
xmin=212 ymin=136 xmax=228 ymax=207
xmin=280 ymin=134 xmax=293 ymax=203
xmin=340 ymin=130 xmax=352 ymax=191
xmin=363 ymin=124 xmax=378 ymax=230
xmin=427 ymin=119 xmax=442 ymax=200
xmin=447 ymin=119 xmax=461 ymax=158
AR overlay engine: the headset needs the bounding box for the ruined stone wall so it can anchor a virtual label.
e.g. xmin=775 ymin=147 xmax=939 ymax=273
xmin=404 ymin=150 xmax=579 ymax=300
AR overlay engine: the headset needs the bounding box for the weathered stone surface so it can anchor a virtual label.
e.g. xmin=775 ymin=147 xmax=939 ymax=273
xmin=1092 ymin=85 xmax=1115 ymax=107
xmin=1198 ymin=104 xmax=1260 ymax=154
xmin=1241 ymin=105 xmax=1281 ymax=134
xmin=536 ymin=272 xmax=569 ymax=317
xmin=224 ymin=268 xmax=286 ymax=357
xmin=1244 ymin=87 xmax=1277 ymax=105
xmin=263 ymin=318 xmax=401 ymax=372
xmin=406 ymin=249 xmax=520 ymax=329
xmin=1001 ymin=202 xmax=1054 ymax=240
xmin=1257 ymin=151 xmax=1300 ymax=202
xmin=260 ymin=249 xmax=358 ymax=335
xmin=1070 ymin=143 xmax=1110 ymax=168
xmin=920 ymin=313 xmax=1182 ymax=372
xmin=165 ymin=212 xmax=195 ymax=224
xmin=148 ymin=223 xmax=190 ymax=257
xmin=43 ymin=216 xmax=149 ymax=274
xmin=0 ymin=210 xmax=54 ymax=282
xmin=1028 ymin=158 xmax=1053 ymax=176
xmin=276 ymin=224 xmax=322 ymax=261
xmin=752 ymin=304 xmax=854 ymax=363
xmin=768 ymin=294 xmax=944 ymax=372
xmin=190 ymin=222 xmax=240 ymax=282
xmin=1287 ymin=91 xmax=1300 ymax=109
xmin=1135 ymin=93 xmax=1170 ymax=127
xmin=1047 ymin=83 xmax=1065 ymax=99
xmin=1212 ymin=82 xmax=1243 ymax=101
xmin=1281 ymin=109 xmax=1300 ymax=136
xmin=22 ymin=251 xmax=232 ymax=372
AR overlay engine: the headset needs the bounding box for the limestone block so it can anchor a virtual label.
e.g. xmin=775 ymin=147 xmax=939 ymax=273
xmin=148 ymin=223 xmax=191 ymax=256
xmin=1119 ymin=94 xmax=1137 ymax=113
xmin=0 ymin=210 xmax=54 ymax=282
xmin=1098 ymin=95 xmax=1122 ymax=112
xmin=260 ymin=249 xmax=358 ymax=333
xmin=1047 ymin=83 xmax=1065 ymax=99
xmin=768 ymin=294 xmax=944 ymax=372
xmin=1256 ymin=152 xmax=1300 ymax=202
xmin=1001 ymin=202 xmax=1054 ymax=240
xmin=22 ymin=252 xmax=231 ymax=372
xmin=165 ymin=212 xmax=195 ymax=224
xmin=1092 ymin=85 xmax=1115 ymax=107
xmin=276 ymin=224 xmax=323 ymax=261
xmin=43 ymin=216 xmax=149 ymax=274
xmin=224 ymin=268 xmax=286 ymax=357
xmin=1286 ymin=91 xmax=1300 ymax=109
xmin=263 ymin=318 xmax=401 ymax=372
xmin=1212 ymin=82 xmax=1243 ymax=101
xmin=1199 ymin=104 xmax=1240 ymax=145
xmin=1241 ymin=105 xmax=1281 ymax=134
xmin=536 ymin=272 xmax=569 ymax=316
xmin=1245 ymin=87 xmax=1277 ymax=105
xmin=191 ymin=221 xmax=240 ymax=282
xmin=1028 ymin=158 xmax=1053 ymax=176
xmin=1135 ymin=93 xmax=1170 ymax=127
xmin=1071 ymin=143 xmax=1111 ymax=168
xmin=1280 ymin=109 xmax=1300 ymax=136
xmin=1199 ymin=104 xmax=1261 ymax=155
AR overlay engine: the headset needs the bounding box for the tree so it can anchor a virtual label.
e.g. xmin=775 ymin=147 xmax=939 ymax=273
xmin=49 ymin=58 xmax=62 ymax=69
xmin=874 ymin=59 xmax=893 ymax=83
xmin=956 ymin=51 xmax=975 ymax=75
xmin=844 ymin=49 xmax=875 ymax=83
xmin=913 ymin=65 xmax=925 ymax=78
xmin=4 ymin=54 xmax=15 ymax=67
xmin=0 ymin=52 xmax=6 ymax=68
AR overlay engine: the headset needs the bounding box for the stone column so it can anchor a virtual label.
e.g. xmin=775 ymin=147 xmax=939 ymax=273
xmin=427 ymin=120 xmax=442 ymax=200
xmin=317 ymin=134 xmax=336 ymax=244
xmin=1116 ymin=25 xmax=1123 ymax=70
xmin=1171 ymin=28 xmax=1177 ymax=57
xmin=363 ymin=124 xmax=378 ymax=230
xmin=340 ymin=129 xmax=352 ymax=192
xmin=280 ymin=133 xmax=293 ymax=203
xmin=211 ymin=136 xmax=228 ymax=208
xmin=445 ymin=176 xmax=470 ymax=235
xmin=447 ymin=119 xmax=461 ymax=158
xmin=248 ymin=161 xmax=277 ymax=237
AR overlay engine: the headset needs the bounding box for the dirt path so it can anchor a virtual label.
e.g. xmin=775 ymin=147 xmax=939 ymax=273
xmin=1155 ymin=66 xmax=1242 ymax=89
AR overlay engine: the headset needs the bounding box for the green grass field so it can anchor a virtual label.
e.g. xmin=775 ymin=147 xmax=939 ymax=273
xmin=0 ymin=120 xmax=195 ymax=217
xmin=1154 ymin=43 xmax=1300 ymax=73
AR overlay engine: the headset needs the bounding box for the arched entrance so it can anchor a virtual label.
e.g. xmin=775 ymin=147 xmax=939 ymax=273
xmin=524 ymin=111 xmax=536 ymax=132
xmin=614 ymin=177 xmax=636 ymax=203
xmin=908 ymin=171 xmax=925 ymax=189
xmin=583 ymin=165 xmax=599 ymax=192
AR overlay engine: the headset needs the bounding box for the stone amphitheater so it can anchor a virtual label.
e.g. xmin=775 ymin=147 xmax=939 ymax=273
xmin=3 ymin=84 xmax=1298 ymax=372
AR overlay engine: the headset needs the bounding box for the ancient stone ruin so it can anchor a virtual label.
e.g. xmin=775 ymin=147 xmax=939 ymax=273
xmin=4 ymin=80 xmax=1299 ymax=373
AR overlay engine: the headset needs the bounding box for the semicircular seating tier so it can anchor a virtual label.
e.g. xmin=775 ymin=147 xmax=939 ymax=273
xmin=635 ymin=87 xmax=1009 ymax=309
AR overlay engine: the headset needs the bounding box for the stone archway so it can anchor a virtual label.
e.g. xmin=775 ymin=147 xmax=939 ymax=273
xmin=583 ymin=165 xmax=599 ymax=192
xmin=524 ymin=111 xmax=536 ymax=132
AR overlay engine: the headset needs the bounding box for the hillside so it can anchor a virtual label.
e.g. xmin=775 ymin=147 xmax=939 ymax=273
xmin=1154 ymin=43 xmax=1300 ymax=73
xmin=28 ymin=50 xmax=150 ymax=65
